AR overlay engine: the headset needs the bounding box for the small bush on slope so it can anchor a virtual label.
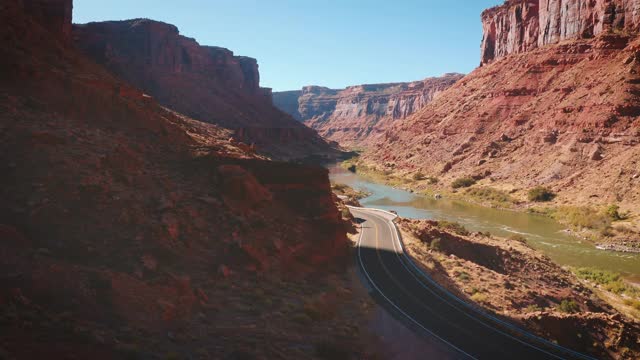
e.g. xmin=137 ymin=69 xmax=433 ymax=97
xmin=527 ymin=186 xmax=556 ymax=202
xmin=451 ymin=177 xmax=476 ymax=189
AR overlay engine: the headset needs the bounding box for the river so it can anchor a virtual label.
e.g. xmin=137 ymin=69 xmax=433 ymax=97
xmin=329 ymin=165 xmax=640 ymax=280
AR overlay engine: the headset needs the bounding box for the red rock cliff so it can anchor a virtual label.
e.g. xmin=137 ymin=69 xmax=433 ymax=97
xmin=1 ymin=1 xmax=351 ymax=356
xmin=481 ymin=0 xmax=539 ymax=65
xmin=73 ymin=19 xmax=336 ymax=160
xmin=273 ymin=74 xmax=463 ymax=147
xmin=481 ymin=0 xmax=640 ymax=64
xmin=21 ymin=0 xmax=73 ymax=43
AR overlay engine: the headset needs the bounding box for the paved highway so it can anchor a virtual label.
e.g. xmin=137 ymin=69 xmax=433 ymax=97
xmin=350 ymin=206 xmax=595 ymax=360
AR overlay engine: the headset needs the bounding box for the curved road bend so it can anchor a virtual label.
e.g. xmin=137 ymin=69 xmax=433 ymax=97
xmin=349 ymin=206 xmax=595 ymax=360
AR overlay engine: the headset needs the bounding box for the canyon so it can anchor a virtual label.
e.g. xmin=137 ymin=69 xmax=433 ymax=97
xmin=361 ymin=0 xmax=640 ymax=219
xmin=3 ymin=0 xmax=640 ymax=358
xmin=73 ymin=18 xmax=337 ymax=161
xmin=273 ymin=74 xmax=463 ymax=147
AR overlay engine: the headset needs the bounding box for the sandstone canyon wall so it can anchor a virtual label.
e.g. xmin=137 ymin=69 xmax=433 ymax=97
xmin=364 ymin=0 xmax=640 ymax=210
xmin=22 ymin=0 xmax=73 ymax=44
xmin=1 ymin=1 xmax=352 ymax=357
xmin=273 ymin=74 xmax=463 ymax=147
xmin=482 ymin=0 xmax=640 ymax=65
xmin=73 ymin=19 xmax=336 ymax=161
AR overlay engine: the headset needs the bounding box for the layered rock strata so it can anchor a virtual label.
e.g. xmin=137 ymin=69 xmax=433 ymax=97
xmin=273 ymin=74 xmax=463 ymax=147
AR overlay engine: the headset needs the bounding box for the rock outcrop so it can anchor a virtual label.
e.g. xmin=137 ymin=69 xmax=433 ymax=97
xmin=482 ymin=0 xmax=640 ymax=65
xmin=73 ymin=19 xmax=336 ymax=161
xmin=481 ymin=0 xmax=539 ymax=65
xmin=273 ymin=74 xmax=463 ymax=147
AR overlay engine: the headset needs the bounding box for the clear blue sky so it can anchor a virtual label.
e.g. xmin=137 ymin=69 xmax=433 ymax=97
xmin=74 ymin=0 xmax=503 ymax=91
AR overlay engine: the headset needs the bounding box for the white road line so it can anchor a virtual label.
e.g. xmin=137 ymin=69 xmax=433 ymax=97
xmin=351 ymin=206 xmax=595 ymax=360
xmin=384 ymin=214 xmax=595 ymax=360
xmin=353 ymin=209 xmax=476 ymax=360
xmin=381 ymin=212 xmax=566 ymax=360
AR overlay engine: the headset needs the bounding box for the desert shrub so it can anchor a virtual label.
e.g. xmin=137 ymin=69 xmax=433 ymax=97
xmin=623 ymin=299 xmax=640 ymax=311
xmin=508 ymin=234 xmax=528 ymax=243
xmin=429 ymin=238 xmax=442 ymax=251
xmin=332 ymin=183 xmax=348 ymax=192
xmin=451 ymin=177 xmax=477 ymax=189
xmin=412 ymin=172 xmax=426 ymax=181
xmin=470 ymin=292 xmax=488 ymax=303
xmin=525 ymin=304 xmax=542 ymax=312
xmin=340 ymin=207 xmax=351 ymax=219
xmin=437 ymin=221 xmax=470 ymax=236
xmin=605 ymin=281 xmax=629 ymax=295
xmin=606 ymin=204 xmax=625 ymax=221
xmin=528 ymin=186 xmax=556 ymax=202
xmin=457 ymin=271 xmax=471 ymax=282
xmin=614 ymin=225 xmax=636 ymax=235
xmin=466 ymin=187 xmax=514 ymax=205
xmin=575 ymin=268 xmax=640 ymax=297
xmin=575 ymin=268 xmax=620 ymax=285
xmin=554 ymin=206 xmax=610 ymax=230
xmin=600 ymin=226 xmax=615 ymax=238
xmin=557 ymin=299 xmax=580 ymax=313
xmin=426 ymin=176 xmax=439 ymax=184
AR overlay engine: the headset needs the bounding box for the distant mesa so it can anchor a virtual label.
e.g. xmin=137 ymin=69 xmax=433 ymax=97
xmin=273 ymin=73 xmax=464 ymax=147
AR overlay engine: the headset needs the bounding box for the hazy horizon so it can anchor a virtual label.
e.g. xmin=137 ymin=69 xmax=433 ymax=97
xmin=74 ymin=0 xmax=503 ymax=91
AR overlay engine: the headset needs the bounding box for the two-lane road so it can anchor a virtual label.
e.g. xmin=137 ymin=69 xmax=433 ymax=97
xmin=350 ymin=206 xmax=594 ymax=360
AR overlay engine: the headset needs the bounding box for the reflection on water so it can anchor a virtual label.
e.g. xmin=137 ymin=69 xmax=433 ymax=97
xmin=330 ymin=165 xmax=640 ymax=277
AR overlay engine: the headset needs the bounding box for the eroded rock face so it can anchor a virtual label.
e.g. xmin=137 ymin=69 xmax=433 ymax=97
xmin=1 ymin=1 xmax=351 ymax=357
xmin=481 ymin=0 xmax=539 ymax=65
xmin=74 ymin=20 xmax=270 ymax=104
xmin=273 ymin=74 xmax=463 ymax=147
xmin=73 ymin=19 xmax=335 ymax=160
xmin=481 ymin=0 xmax=640 ymax=65
xmin=23 ymin=0 xmax=73 ymax=44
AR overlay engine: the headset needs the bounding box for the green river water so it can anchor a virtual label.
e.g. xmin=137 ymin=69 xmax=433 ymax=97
xmin=329 ymin=165 xmax=640 ymax=280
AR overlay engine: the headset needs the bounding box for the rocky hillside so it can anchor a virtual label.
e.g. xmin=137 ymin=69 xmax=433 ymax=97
xmin=73 ymin=19 xmax=338 ymax=161
xmin=399 ymin=218 xmax=640 ymax=358
xmin=363 ymin=0 xmax=640 ymax=212
xmin=273 ymin=74 xmax=463 ymax=147
xmin=0 ymin=1 xmax=367 ymax=358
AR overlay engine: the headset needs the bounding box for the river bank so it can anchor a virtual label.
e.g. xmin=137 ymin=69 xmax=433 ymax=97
xmin=338 ymin=158 xmax=640 ymax=255
xmin=328 ymin=164 xmax=640 ymax=279
xmin=394 ymin=216 xmax=640 ymax=357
